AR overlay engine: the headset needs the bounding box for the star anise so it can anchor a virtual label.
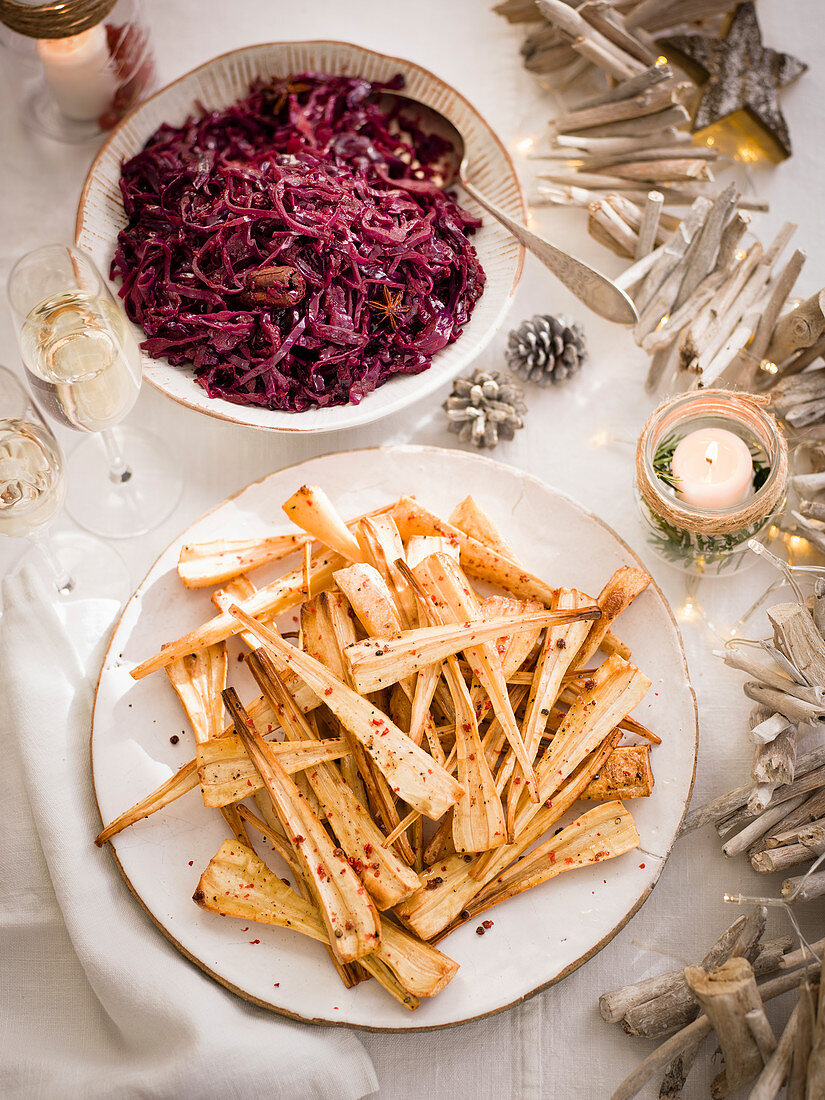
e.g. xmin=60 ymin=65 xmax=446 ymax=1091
xmin=368 ymin=286 xmax=406 ymax=330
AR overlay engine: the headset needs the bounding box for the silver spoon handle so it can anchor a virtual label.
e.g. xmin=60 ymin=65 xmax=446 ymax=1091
xmin=460 ymin=177 xmax=638 ymax=325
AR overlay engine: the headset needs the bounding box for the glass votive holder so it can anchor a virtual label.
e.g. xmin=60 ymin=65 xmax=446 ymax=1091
xmin=635 ymin=389 xmax=789 ymax=577
xmin=0 ymin=0 xmax=156 ymax=144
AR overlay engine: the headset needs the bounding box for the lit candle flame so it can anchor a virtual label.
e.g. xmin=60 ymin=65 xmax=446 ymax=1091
xmin=704 ymin=441 xmax=718 ymax=466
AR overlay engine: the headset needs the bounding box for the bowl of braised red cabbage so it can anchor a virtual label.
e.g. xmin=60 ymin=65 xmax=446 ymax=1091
xmin=76 ymin=42 xmax=524 ymax=433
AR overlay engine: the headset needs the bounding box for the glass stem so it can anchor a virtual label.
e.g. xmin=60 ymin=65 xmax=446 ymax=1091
xmin=100 ymin=428 xmax=132 ymax=484
xmin=28 ymin=527 xmax=75 ymax=596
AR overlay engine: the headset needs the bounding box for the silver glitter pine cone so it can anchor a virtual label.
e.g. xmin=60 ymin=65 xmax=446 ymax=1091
xmin=443 ymin=369 xmax=527 ymax=450
xmin=506 ymin=313 xmax=587 ymax=386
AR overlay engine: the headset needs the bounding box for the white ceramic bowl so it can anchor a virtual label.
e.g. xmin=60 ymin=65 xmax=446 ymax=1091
xmin=75 ymin=41 xmax=525 ymax=434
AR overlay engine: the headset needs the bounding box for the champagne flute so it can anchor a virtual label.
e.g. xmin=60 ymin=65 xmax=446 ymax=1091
xmin=7 ymin=243 xmax=183 ymax=538
xmin=0 ymin=364 xmax=129 ymax=602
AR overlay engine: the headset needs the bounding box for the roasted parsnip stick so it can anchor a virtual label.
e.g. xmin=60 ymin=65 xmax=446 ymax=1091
xmin=164 ymin=643 xmax=227 ymax=743
xmin=177 ymin=534 xmax=308 ymax=588
xmin=414 ymin=553 xmax=541 ymax=803
xmin=394 ymin=496 xmax=557 ymax=604
xmin=247 ymin=652 xmax=421 ymax=910
xmin=227 ymin=607 xmax=465 ymax=820
xmin=194 ymin=840 xmax=459 ymax=1004
xmin=576 ymin=566 xmax=651 ymax=668
xmin=223 ymin=688 xmax=381 ymax=964
xmin=345 ymin=607 xmax=598 ymax=694
xmin=449 ymin=496 xmax=517 ymax=562
xmin=282 ymin=485 xmax=363 ymax=561
xmin=131 ymin=551 xmax=344 ymax=679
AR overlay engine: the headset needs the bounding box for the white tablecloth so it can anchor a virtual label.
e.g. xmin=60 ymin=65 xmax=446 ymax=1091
xmin=0 ymin=2 xmax=821 ymax=1096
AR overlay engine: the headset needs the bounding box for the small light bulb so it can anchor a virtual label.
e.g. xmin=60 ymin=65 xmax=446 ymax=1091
xmin=517 ymin=137 xmax=535 ymax=155
xmin=760 ymin=360 xmax=779 ymax=375
xmin=590 ymin=431 xmax=612 ymax=447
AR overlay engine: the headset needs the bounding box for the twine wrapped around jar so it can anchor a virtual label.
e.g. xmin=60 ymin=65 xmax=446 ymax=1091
xmin=0 ymin=0 xmax=115 ymax=39
xmin=636 ymin=389 xmax=789 ymax=537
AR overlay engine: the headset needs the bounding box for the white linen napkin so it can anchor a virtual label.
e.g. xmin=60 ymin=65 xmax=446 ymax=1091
xmin=0 ymin=566 xmax=378 ymax=1100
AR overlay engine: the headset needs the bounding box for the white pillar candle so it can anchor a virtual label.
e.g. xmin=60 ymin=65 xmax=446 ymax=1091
xmin=36 ymin=24 xmax=116 ymax=122
xmin=671 ymin=427 xmax=754 ymax=509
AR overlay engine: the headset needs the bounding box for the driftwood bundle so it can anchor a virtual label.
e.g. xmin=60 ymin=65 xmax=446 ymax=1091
xmin=601 ymin=904 xmax=825 ymax=1098
xmin=495 ymin=0 xmax=735 ymax=92
xmin=576 ymin=183 xmax=823 ymax=396
xmin=678 ymin=567 xmax=825 ymax=908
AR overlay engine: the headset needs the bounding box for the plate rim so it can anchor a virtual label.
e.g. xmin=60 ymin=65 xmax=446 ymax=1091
xmin=90 ymin=443 xmax=699 ymax=1032
xmin=75 ymin=41 xmax=527 ymax=435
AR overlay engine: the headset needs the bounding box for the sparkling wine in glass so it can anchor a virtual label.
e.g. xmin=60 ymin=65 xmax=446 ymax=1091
xmin=0 ymin=364 xmax=129 ymax=602
xmin=8 ymin=244 xmax=182 ymax=538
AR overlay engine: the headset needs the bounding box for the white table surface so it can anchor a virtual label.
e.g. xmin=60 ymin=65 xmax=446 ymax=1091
xmin=0 ymin=2 xmax=822 ymax=1096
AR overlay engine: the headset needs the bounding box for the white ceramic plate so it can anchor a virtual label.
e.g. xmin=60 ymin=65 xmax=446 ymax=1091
xmin=75 ymin=42 xmax=524 ymax=434
xmin=91 ymin=445 xmax=697 ymax=1030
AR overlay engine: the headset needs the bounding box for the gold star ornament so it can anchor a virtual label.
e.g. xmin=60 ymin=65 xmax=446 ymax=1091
xmin=662 ymin=2 xmax=807 ymax=161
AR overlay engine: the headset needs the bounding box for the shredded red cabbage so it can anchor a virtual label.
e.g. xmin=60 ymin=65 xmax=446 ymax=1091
xmin=111 ymin=72 xmax=486 ymax=411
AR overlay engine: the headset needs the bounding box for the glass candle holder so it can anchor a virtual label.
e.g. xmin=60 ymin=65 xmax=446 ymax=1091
xmin=0 ymin=0 xmax=155 ymax=144
xmin=635 ymin=390 xmax=789 ymax=577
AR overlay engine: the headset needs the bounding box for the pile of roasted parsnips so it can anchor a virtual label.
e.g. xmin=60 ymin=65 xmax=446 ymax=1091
xmin=96 ymin=486 xmax=661 ymax=1010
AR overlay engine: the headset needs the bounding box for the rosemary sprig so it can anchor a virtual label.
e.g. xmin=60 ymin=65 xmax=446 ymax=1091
xmin=652 ymin=432 xmax=682 ymax=491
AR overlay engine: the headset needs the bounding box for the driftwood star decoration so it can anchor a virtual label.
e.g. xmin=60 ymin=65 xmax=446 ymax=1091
xmin=662 ymin=1 xmax=807 ymax=159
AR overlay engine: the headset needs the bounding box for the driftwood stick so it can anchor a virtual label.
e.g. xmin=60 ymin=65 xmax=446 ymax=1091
xmin=635 ymin=196 xmax=712 ymax=313
xmin=749 ymin=996 xmax=802 ymax=1099
xmin=620 ymin=913 xmax=762 ymax=1038
xmin=748 ymin=248 xmax=808 ymax=367
xmin=554 ymin=82 xmax=689 ymax=133
xmin=750 ymin=712 xmax=793 ymax=746
xmin=786 ymin=981 xmax=816 ymax=1100
xmin=791 ymin=471 xmax=825 ymax=496
xmin=765 ymin=290 xmax=825 ymax=366
xmin=553 ymin=129 xmax=689 ymax=153
xmin=679 ymin=243 xmax=762 ymax=371
xmin=760 ymin=789 xmax=825 ymax=853
xmin=684 ymin=958 xmax=765 ymax=1097
xmin=752 ymin=723 xmax=798 ymax=788
xmin=536 ymin=0 xmax=646 ymax=80
xmin=715 ymin=210 xmax=750 ymax=273
xmin=801 ymin=500 xmax=825 ymax=522
xmin=645 ymin=345 xmax=675 ymax=394
xmin=807 ymin=957 xmax=825 ymax=1098
xmin=744 ymin=1006 xmax=778 ymax=1064
xmin=751 ymin=843 xmax=820 ymax=874
xmin=636 ymin=190 xmax=664 ymax=259
xmin=616 ymin=242 xmax=665 ymax=291
xmin=577 ymin=61 xmax=675 ymax=108
xmin=578 ymin=0 xmax=659 ymax=66
xmin=658 ymin=1034 xmax=705 ymax=1100
xmin=610 ymin=1015 xmax=714 ymax=1100
xmin=743 ymin=682 xmax=824 ymax=724
xmin=770 ymin=816 xmax=825 ymax=849
xmin=589 ymin=198 xmax=639 ymax=255
xmin=673 ymin=182 xmax=737 ymax=310
xmin=722 ymin=794 xmax=809 ymax=858
xmin=781 ymin=868 xmax=825 ymax=903
xmin=640 ymin=269 xmax=724 ymax=353
xmin=556 ymin=104 xmax=692 ymax=141
xmin=769 ymin=602 xmax=825 ymax=686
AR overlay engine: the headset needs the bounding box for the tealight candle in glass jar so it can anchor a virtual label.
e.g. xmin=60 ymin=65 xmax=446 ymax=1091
xmin=0 ymin=0 xmax=155 ymax=143
xmin=635 ymin=390 xmax=789 ymax=577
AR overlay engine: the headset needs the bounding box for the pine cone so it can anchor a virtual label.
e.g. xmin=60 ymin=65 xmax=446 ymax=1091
xmin=506 ymin=314 xmax=587 ymax=386
xmin=443 ymin=369 xmax=527 ymax=449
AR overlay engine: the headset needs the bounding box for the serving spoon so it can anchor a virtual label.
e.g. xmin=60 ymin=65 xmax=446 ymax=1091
xmin=374 ymin=91 xmax=638 ymax=325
